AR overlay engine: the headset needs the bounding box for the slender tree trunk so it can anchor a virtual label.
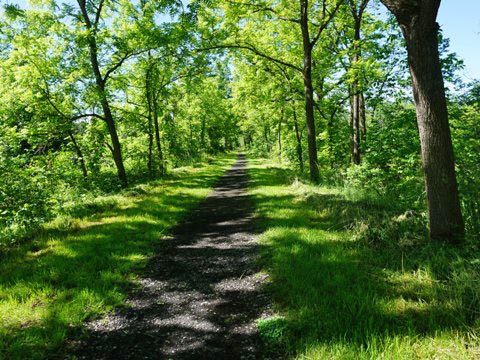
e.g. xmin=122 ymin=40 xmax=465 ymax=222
xmin=77 ymin=0 xmax=127 ymax=186
xmin=153 ymin=94 xmax=165 ymax=175
xmin=350 ymin=10 xmax=364 ymax=165
xmin=381 ymin=0 xmax=464 ymax=242
xmin=351 ymin=81 xmax=361 ymax=165
xmin=292 ymin=101 xmax=304 ymax=173
xmin=277 ymin=110 xmax=283 ymax=163
xmin=327 ymin=111 xmax=336 ymax=168
xmin=264 ymin=126 xmax=271 ymax=153
xmin=68 ymin=130 xmax=88 ymax=178
xmin=147 ymin=129 xmax=154 ymax=175
xmin=188 ymin=119 xmax=194 ymax=156
xmin=348 ymin=1 xmax=369 ymax=164
xmin=101 ymin=98 xmax=128 ymax=186
xmin=201 ymin=116 xmax=206 ymax=151
xmin=300 ymin=0 xmax=320 ymax=183
xmin=359 ymin=92 xmax=366 ymax=138
xmin=145 ymin=67 xmax=154 ymax=176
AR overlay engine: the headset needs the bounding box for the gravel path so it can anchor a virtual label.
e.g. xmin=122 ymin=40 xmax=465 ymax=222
xmin=71 ymin=155 xmax=274 ymax=359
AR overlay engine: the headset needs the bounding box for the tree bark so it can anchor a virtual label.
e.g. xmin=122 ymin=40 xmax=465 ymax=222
xmin=348 ymin=0 xmax=368 ymax=165
xmin=102 ymin=101 xmax=128 ymax=186
xmin=292 ymin=101 xmax=304 ymax=173
xmin=145 ymin=66 xmax=154 ymax=176
xmin=201 ymin=116 xmax=206 ymax=150
xmin=68 ymin=131 xmax=88 ymax=178
xmin=77 ymin=0 xmax=128 ymax=186
xmin=277 ymin=109 xmax=283 ymax=163
xmin=300 ymin=0 xmax=320 ymax=183
xmin=263 ymin=125 xmax=271 ymax=153
xmin=152 ymin=94 xmax=165 ymax=175
xmin=359 ymin=92 xmax=366 ymax=138
xmin=351 ymin=82 xmax=361 ymax=165
xmin=380 ymin=0 xmax=464 ymax=242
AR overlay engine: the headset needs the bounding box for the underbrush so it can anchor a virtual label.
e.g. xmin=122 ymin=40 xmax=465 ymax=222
xmin=0 ymin=153 xmax=221 ymax=253
xmin=0 ymin=155 xmax=234 ymax=359
xmin=250 ymin=159 xmax=480 ymax=359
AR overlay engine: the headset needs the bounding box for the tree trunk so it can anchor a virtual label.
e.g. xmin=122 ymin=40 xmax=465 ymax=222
xmin=300 ymin=0 xmax=320 ymax=183
xmin=381 ymin=0 xmax=464 ymax=242
xmin=359 ymin=92 xmax=366 ymax=138
xmin=101 ymin=98 xmax=128 ymax=186
xmin=264 ymin=126 xmax=271 ymax=153
xmin=292 ymin=101 xmax=304 ymax=173
xmin=68 ymin=131 xmax=88 ymax=178
xmin=77 ymin=0 xmax=127 ymax=187
xmin=277 ymin=110 xmax=283 ymax=163
xmin=153 ymin=97 xmax=165 ymax=175
xmin=351 ymin=83 xmax=361 ymax=165
xmin=201 ymin=116 xmax=206 ymax=151
xmin=145 ymin=67 xmax=154 ymax=176
xmin=350 ymin=10 xmax=364 ymax=165
xmin=326 ymin=109 xmax=338 ymax=169
xmin=348 ymin=1 xmax=369 ymax=164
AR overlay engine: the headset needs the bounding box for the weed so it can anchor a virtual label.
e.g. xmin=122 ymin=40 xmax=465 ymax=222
xmin=0 ymin=155 xmax=235 ymax=359
xmin=249 ymin=158 xmax=480 ymax=359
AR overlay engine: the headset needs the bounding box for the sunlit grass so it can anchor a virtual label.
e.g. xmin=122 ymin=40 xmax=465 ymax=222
xmin=249 ymin=158 xmax=480 ymax=359
xmin=0 ymin=155 xmax=235 ymax=359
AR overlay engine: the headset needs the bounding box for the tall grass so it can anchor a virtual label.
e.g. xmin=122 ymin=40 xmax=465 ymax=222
xmin=0 ymin=155 xmax=235 ymax=359
xmin=249 ymin=159 xmax=480 ymax=359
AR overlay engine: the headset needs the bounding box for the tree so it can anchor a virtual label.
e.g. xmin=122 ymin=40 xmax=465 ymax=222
xmin=76 ymin=0 xmax=129 ymax=186
xmin=299 ymin=0 xmax=344 ymax=182
xmin=199 ymin=0 xmax=343 ymax=182
xmin=379 ymin=0 xmax=464 ymax=242
xmin=347 ymin=0 xmax=369 ymax=165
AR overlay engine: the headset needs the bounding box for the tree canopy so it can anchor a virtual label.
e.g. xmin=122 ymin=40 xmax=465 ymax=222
xmin=0 ymin=0 xmax=478 ymax=246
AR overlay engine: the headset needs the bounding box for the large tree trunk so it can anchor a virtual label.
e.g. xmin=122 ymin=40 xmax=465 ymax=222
xmin=300 ymin=0 xmax=320 ymax=183
xmin=381 ymin=0 xmax=464 ymax=242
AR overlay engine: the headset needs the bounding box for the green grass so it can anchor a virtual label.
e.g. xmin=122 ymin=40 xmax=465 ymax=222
xmin=0 ymin=155 xmax=235 ymax=359
xmin=249 ymin=158 xmax=480 ymax=359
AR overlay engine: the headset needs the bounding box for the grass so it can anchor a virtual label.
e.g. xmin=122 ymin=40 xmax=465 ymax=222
xmin=0 ymin=155 xmax=235 ymax=359
xmin=248 ymin=158 xmax=480 ymax=359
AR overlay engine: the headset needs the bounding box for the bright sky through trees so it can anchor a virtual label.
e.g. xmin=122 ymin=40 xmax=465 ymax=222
xmin=4 ymin=0 xmax=480 ymax=79
xmin=438 ymin=0 xmax=480 ymax=80
xmin=1 ymin=0 xmax=479 ymax=358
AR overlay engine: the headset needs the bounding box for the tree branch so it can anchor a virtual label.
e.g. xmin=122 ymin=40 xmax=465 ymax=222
xmin=93 ymin=0 xmax=105 ymax=30
xmin=197 ymin=42 xmax=302 ymax=73
xmin=311 ymin=0 xmax=345 ymax=47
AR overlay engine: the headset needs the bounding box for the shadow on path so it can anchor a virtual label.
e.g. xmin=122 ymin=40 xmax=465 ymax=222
xmin=71 ymin=155 xmax=274 ymax=359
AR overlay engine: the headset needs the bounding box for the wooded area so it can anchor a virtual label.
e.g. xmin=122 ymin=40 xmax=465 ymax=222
xmin=0 ymin=0 xmax=479 ymax=359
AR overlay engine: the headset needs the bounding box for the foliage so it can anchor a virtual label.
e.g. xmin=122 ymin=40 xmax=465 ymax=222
xmin=0 ymin=0 xmax=237 ymax=247
xmin=0 ymin=155 xmax=234 ymax=359
xmin=0 ymin=0 xmax=478 ymax=358
xmin=250 ymin=159 xmax=480 ymax=359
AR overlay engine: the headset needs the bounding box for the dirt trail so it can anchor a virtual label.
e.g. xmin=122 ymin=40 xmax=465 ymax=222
xmin=71 ymin=155 xmax=273 ymax=359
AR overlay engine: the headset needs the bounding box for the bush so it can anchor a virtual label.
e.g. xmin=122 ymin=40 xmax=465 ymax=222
xmin=0 ymin=158 xmax=52 ymax=248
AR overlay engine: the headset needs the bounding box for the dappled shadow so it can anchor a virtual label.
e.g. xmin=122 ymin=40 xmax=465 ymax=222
xmin=69 ymin=155 xmax=276 ymax=359
xmin=0 ymin=157 xmax=239 ymax=359
xmin=248 ymin=162 xmax=477 ymax=356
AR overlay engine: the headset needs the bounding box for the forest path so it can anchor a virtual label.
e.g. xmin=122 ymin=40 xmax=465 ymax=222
xmin=72 ymin=154 xmax=273 ymax=359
